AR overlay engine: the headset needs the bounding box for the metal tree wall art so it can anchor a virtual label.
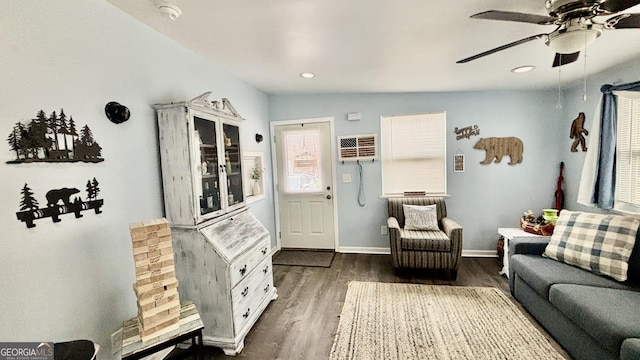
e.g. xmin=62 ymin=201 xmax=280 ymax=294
xmin=16 ymin=178 xmax=104 ymax=228
xmin=6 ymin=109 xmax=104 ymax=163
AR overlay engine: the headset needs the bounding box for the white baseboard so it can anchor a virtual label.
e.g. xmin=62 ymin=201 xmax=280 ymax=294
xmin=461 ymin=250 xmax=498 ymax=258
xmin=336 ymin=247 xmax=497 ymax=258
xmin=337 ymin=247 xmax=391 ymax=255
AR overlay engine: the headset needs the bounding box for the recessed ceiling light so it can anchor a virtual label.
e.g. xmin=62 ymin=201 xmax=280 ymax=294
xmin=300 ymin=72 xmax=316 ymax=79
xmin=511 ymin=65 xmax=536 ymax=73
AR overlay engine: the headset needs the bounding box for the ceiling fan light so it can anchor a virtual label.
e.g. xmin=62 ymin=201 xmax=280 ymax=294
xmin=546 ymin=28 xmax=601 ymax=54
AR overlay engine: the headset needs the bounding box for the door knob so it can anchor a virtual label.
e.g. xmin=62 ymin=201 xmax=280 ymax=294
xmin=326 ymin=195 xmax=332 ymax=199
xmin=326 ymin=186 xmax=331 ymax=190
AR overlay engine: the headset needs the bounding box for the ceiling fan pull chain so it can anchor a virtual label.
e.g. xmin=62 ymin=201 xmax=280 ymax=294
xmin=583 ymin=30 xmax=588 ymax=101
xmin=556 ymin=58 xmax=563 ymax=109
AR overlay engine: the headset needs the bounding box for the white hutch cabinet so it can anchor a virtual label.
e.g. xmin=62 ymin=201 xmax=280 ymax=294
xmin=155 ymin=92 xmax=277 ymax=355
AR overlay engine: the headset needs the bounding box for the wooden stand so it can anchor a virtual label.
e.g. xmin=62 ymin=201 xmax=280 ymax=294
xmin=121 ymin=301 xmax=204 ymax=360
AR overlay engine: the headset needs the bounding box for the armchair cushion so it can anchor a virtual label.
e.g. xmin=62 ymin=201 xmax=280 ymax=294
xmin=403 ymin=204 xmax=439 ymax=230
xmin=399 ymin=228 xmax=450 ymax=251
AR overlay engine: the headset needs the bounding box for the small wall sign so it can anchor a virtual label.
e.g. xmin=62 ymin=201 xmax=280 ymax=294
xmin=454 ymin=125 xmax=480 ymax=140
xmin=454 ymin=154 xmax=465 ymax=172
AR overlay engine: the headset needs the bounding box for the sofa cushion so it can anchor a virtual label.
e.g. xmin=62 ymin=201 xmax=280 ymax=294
xmin=403 ymin=204 xmax=439 ymax=230
xmin=549 ymin=284 xmax=640 ymax=355
xmin=399 ymin=228 xmax=450 ymax=251
xmin=544 ymin=210 xmax=640 ymax=281
xmin=511 ymin=254 xmax=635 ymax=299
xmin=621 ymin=338 xmax=640 ymax=360
xmin=626 ymin=231 xmax=640 ymax=284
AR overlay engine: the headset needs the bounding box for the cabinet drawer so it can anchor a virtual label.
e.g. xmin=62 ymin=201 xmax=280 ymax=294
xmin=232 ymin=270 xmax=273 ymax=332
xmin=229 ymin=237 xmax=270 ymax=286
xmin=231 ymin=257 xmax=272 ymax=310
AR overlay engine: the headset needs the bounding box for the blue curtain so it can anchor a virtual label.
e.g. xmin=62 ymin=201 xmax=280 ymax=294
xmin=593 ymin=80 xmax=640 ymax=209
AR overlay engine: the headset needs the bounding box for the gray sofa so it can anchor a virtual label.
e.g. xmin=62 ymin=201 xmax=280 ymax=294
xmin=509 ymin=232 xmax=640 ymax=360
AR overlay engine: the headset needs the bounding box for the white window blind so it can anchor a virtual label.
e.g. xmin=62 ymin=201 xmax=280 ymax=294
xmin=381 ymin=112 xmax=446 ymax=195
xmin=614 ymin=91 xmax=640 ymax=214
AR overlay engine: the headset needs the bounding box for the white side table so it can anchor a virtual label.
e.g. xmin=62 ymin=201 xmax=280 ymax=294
xmin=498 ymin=228 xmax=551 ymax=278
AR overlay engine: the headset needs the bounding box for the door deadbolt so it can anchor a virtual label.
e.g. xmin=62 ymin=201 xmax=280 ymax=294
xmin=326 ymin=195 xmax=332 ymax=199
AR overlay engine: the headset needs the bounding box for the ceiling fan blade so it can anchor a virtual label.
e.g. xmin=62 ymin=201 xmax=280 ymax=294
xmin=552 ymin=52 xmax=580 ymax=67
xmin=606 ymin=13 xmax=640 ymax=28
xmin=471 ymin=10 xmax=557 ymax=25
xmin=457 ymin=34 xmax=546 ymax=64
xmin=599 ymin=0 xmax=640 ymax=13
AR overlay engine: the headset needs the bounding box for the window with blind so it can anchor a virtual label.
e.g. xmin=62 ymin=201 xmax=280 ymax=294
xmin=614 ymin=91 xmax=640 ymax=214
xmin=380 ymin=112 xmax=447 ymax=196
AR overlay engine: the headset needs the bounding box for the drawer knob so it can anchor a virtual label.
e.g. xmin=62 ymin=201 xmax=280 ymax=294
xmin=261 ymin=247 xmax=267 ymax=255
xmin=241 ymin=287 xmax=249 ymax=297
xmin=263 ymin=265 xmax=269 ymax=274
xmin=243 ymin=308 xmax=251 ymax=319
xmin=264 ymin=284 xmax=270 ymax=292
xmin=239 ymin=264 xmax=247 ymax=276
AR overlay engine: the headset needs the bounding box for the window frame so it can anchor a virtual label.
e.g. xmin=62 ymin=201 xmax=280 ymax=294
xmin=614 ymin=91 xmax=640 ymax=214
xmin=380 ymin=112 xmax=447 ymax=197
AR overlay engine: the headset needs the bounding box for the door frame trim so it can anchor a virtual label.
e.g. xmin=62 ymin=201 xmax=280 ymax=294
xmin=270 ymin=117 xmax=339 ymax=252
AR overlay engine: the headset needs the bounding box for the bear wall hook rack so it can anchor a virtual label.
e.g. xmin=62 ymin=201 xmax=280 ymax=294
xmin=16 ymin=179 xmax=104 ymax=228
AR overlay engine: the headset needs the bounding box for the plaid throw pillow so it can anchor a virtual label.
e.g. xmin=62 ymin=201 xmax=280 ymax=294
xmin=544 ymin=210 xmax=640 ymax=282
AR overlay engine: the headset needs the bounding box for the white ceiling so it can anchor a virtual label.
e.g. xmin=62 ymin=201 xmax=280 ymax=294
xmin=107 ymin=0 xmax=640 ymax=95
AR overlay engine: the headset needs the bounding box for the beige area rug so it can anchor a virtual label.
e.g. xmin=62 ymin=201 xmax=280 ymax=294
xmin=330 ymin=281 xmax=567 ymax=360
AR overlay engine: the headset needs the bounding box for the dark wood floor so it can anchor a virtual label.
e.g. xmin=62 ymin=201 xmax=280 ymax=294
xmin=199 ymin=254 xmax=512 ymax=359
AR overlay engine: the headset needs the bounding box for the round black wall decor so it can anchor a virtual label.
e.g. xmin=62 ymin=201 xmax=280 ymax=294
xmin=105 ymin=102 xmax=130 ymax=124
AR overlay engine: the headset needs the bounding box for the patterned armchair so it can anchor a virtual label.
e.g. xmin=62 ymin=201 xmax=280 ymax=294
xmin=387 ymin=197 xmax=463 ymax=279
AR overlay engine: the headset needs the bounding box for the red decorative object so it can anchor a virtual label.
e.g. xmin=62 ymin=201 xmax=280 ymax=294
xmin=520 ymin=218 xmax=555 ymax=236
xmin=555 ymin=162 xmax=565 ymax=212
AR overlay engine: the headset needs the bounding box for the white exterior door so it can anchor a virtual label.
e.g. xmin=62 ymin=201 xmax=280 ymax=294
xmin=273 ymin=119 xmax=336 ymax=249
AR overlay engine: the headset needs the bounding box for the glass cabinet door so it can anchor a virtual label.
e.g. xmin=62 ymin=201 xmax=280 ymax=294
xmin=223 ymin=122 xmax=243 ymax=206
xmin=194 ymin=116 xmax=222 ymax=215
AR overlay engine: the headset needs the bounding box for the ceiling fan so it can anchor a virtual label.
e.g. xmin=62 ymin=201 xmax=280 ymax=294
xmin=457 ymin=0 xmax=640 ymax=67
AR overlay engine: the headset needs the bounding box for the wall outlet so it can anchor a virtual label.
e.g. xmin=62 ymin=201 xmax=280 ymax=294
xmin=342 ymin=173 xmax=352 ymax=183
xmin=381 ymin=225 xmax=388 ymax=235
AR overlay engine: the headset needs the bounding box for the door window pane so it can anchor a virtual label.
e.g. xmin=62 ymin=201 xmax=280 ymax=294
xmin=283 ymin=129 xmax=322 ymax=193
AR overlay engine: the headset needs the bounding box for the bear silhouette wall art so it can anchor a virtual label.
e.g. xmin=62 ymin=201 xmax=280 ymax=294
xmin=17 ymin=179 xmax=104 ymax=228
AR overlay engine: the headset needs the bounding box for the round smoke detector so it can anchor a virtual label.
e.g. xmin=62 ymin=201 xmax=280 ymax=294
xmin=156 ymin=1 xmax=182 ymax=20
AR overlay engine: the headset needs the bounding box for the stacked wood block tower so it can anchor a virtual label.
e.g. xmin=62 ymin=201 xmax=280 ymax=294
xmin=129 ymin=218 xmax=180 ymax=341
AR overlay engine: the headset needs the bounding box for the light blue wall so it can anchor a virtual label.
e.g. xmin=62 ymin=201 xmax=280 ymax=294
xmin=0 ymin=1 xmax=272 ymax=358
xmin=269 ymin=90 xmax=566 ymax=253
